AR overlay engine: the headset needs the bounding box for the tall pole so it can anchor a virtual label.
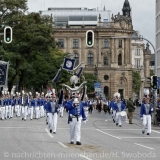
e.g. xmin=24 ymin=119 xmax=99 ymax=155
xmin=96 ymin=43 xmax=98 ymax=82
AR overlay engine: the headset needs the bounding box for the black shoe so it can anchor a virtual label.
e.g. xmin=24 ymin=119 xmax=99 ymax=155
xmin=50 ymin=130 xmax=52 ymax=133
xmin=129 ymin=122 xmax=133 ymax=124
xmin=70 ymin=141 xmax=74 ymax=144
xmin=113 ymin=119 xmax=115 ymax=123
xmin=142 ymin=130 xmax=145 ymax=134
xmin=46 ymin=122 xmax=48 ymax=125
xmin=22 ymin=118 xmax=24 ymax=121
xmin=147 ymin=133 xmax=150 ymax=135
xmin=76 ymin=141 xmax=81 ymax=145
xmin=116 ymin=123 xmax=118 ymax=126
xmin=119 ymin=125 xmax=121 ymax=127
xmin=53 ymin=132 xmax=56 ymax=134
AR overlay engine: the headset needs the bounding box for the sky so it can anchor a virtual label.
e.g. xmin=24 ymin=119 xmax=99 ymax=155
xmin=27 ymin=0 xmax=155 ymax=53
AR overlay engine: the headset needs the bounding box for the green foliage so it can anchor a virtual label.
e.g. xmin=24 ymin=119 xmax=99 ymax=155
xmin=132 ymin=70 xmax=141 ymax=93
xmin=150 ymin=69 xmax=154 ymax=76
xmin=0 ymin=0 xmax=66 ymax=92
xmin=82 ymin=72 xmax=97 ymax=93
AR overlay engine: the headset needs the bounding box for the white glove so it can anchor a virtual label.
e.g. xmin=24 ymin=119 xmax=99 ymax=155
xmin=151 ymin=108 xmax=153 ymax=111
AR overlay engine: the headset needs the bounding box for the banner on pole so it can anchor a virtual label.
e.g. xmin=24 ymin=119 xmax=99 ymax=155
xmin=62 ymin=57 xmax=75 ymax=71
xmin=0 ymin=61 xmax=9 ymax=86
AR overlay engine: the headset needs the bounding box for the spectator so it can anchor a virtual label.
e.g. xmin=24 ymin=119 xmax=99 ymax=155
xmin=126 ymin=98 xmax=135 ymax=124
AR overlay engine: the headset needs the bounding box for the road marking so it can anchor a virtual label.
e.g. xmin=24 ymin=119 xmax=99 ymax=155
xmin=96 ymin=129 xmax=121 ymax=140
xmin=79 ymin=154 xmax=93 ymax=160
xmin=152 ymin=130 xmax=160 ymax=134
xmin=57 ymin=141 xmax=68 ymax=148
xmin=121 ymin=137 xmax=160 ymax=139
xmin=134 ymin=143 xmax=154 ymax=150
xmin=45 ymin=128 xmax=53 ymax=138
xmin=0 ymin=127 xmax=31 ymax=129
xmin=101 ymin=129 xmax=141 ymax=130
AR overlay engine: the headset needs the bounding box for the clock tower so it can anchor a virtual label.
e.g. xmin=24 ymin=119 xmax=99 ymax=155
xmin=122 ymin=0 xmax=131 ymax=17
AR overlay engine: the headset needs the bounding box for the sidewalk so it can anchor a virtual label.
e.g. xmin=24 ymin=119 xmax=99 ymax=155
xmin=133 ymin=106 xmax=160 ymax=130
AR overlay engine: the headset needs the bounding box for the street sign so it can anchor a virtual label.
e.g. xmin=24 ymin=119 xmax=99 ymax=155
xmin=95 ymin=88 xmax=101 ymax=91
xmin=94 ymin=82 xmax=101 ymax=93
xmin=94 ymin=82 xmax=101 ymax=88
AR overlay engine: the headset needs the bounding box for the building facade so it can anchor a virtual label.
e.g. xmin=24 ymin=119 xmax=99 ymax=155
xmin=43 ymin=0 xmax=134 ymax=99
xmin=156 ymin=0 xmax=160 ymax=77
xmin=131 ymin=31 xmax=153 ymax=100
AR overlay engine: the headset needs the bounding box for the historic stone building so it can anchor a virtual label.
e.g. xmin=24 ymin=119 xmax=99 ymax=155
xmin=131 ymin=31 xmax=152 ymax=100
xmin=48 ymin=0 xmax=134 ymax=99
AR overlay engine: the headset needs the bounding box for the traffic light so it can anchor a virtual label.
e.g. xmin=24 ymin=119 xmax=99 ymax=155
xmin=86 ymin=30 xmax=94 ymax=47
xmin=153 ymin=76 xmax=158 ymax=89
xmin=4 ymin=26 xmax=12 ymax=43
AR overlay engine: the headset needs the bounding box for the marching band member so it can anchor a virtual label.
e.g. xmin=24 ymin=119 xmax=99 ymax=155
xmin=52 ymin=91 xmax=61 ymax=134
xmin=10 ymin=94 xmax=15 ymax=118
xmin=110 ymin=97 xmax=117 ymax=123
xmin=29 ymin=95 xmax=34 ymax=120
xmin=15 ymin=93 xmax=20 ymax=117
xmin=115 ymin=96 xmax=125 ymax=127
xmin=18 ymin=93 xmax=22 ymax=117
xmin=44 ymin=93 xmax=50 ymax=125
xmin=22 ymin=92 xmax=29 ymax=121
xmin=8 ymin=93 xmax=12 ymax=119
xmin=66 ymin=93 xmax=86 ymax=145
xmin=46 ymin=93 xmax=57 ymax=133
xmin=34 ymin=92 xmax=38 ymax=119
xmin=59 ymin=103 xmax=64 ymax=118
xmin=0 ymin=92 xmax=5 ymax=120
xmin=140 ymin=97 xmax=153 ymax=135
xmin=5 ymin=91 xmax=9 ymax=119
xmin=83 ymin=95 xmax=89 ymax=120
xmin=40 ymin=92 xmax=45 ymax=118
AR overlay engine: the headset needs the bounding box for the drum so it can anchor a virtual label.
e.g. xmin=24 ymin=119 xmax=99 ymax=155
xmin=120 ymin=111 xmax=127 ymax=121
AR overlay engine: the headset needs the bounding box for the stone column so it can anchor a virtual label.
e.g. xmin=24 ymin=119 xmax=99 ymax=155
xmin=81 ymin=37 xmax=85 ymax=63
xmin=124 ymin=39 xmax=127 ymax=65
xmin=128 ymin=39 xmax=131 ymax=64
xmin=111 ymin=38 xmax=114 ymax=63
xmin=114 ymin=39 xmax=117 ymax=63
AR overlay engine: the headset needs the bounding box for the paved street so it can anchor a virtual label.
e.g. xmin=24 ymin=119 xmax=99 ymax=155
xmin=0 ymin=108 xmax=160 ymax=160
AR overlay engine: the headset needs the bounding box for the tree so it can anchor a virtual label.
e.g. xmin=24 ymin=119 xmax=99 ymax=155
xmin=132 ymin=70 xmax=141 ymax=94
xmin=82 ymin=72 xmax=97 ymax=93
xmin=0 ymin=1 xmax=67 ymax=92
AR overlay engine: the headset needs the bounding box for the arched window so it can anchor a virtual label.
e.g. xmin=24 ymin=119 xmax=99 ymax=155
xmin=104 ymin=86 xmax=109 ymax=97
xmin=118 ymin=54 xmax=122 ymax=65
xmin=88 ymin=53 xmax=93 ymax=65
xmin=104 ymin=56 xmax=108 ymax=65
xmin=73 ymin=53 xmax=79 ymax=66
